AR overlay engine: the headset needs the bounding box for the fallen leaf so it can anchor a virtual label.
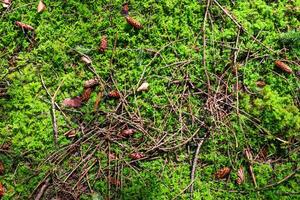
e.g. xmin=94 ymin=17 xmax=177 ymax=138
xmin=99 ymin=35 xmax=108 ymax=53
xmin=62 ymin=96 xmax=82 ymax=108
xmin=108 ymin=90 xmax=120 ymax=99
xmin=80 ymin=87 xmax=93 ymax=102
xmin=275 ymin=60 xmax=293 ymax=74
xmin=137 ymin=82 xmax=149 ymax=92
xmin=121 ymin=2 xmax=129 ymax=15
xmin=120 ymin=129 xmax=135 ymax=137
xmin=37 ymin=0 xmax=46 ymax=13
xmin=236 ymin=167 xmax=244 ymax=185
xmin=84 ymin=78 xmax=99 ymax=88
xmin=0 ymin=161 xmax=4 ymax=175
xmin=3 ymin=0 xmax=11 ymax=8
xmin=129 ymin=152 xmax=145 ymax=160
xmin=215 ymin=167 xmax=231 ymax=179
xmin=15 ymin=21 xmax=34 ymax=31
xmin=0 ymin=182 xmax=4 ymax=198
xmin=81 ymin=55 xmax=92 ymax=65
xmin=125 ymin=16 xmax=143 ymax=29
xmin=256 ymin=81 xmax=266 ymax=87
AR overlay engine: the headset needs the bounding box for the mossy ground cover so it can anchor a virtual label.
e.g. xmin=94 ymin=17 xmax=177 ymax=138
xmin=0 ymin=0 xmax=299 ymax=199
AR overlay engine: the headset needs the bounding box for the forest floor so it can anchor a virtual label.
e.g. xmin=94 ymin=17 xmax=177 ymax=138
xmin=0 ymin=0 xmax=299 ymax=199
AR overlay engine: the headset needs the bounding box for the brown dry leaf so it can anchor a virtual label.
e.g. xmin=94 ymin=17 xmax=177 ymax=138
xmin=129 ymin=152 xmax=145 ymax=160
xmin=37 ymin=0 xmax=46 ymax=13
xmin=15 ymin=21 xmax=34 ymax=31
xmin=99 ymin=35 xmax=108 ymax=53
xmin=256 ymin=81 xmax=266 ymax=87
xmin=3 ymin=0 xmax=11 ymax=8
xmin=0 ymin=182 xmax=4 ymax=198
xmin=0 ymin=161 xmax=4 ymax=175
xmin=236 ymin=167 xmax=244 ymax=185
xmin=62 ymin=96 xmax=82 ymax=108
xmin=275 ymin=60 xmax=293 ymax=74
xmin=80 ymin=87 xmax=93 ymax=102
xmin=120 ymin=129 xmax=135 ymax=137
xmin=121 ymin=2 xmax=129 ymax=15
xmin=108 ymin=90 xmax=120 ymax=99
xmin=215 ymin=167 xmax=231 ymax=179
xmin=137 ymin=82 xmax=149 ymax=92
xmin=125 ymin=16 xmax=143 ymax=29
xmin=81 ymin=55 xmax=92 ymax=65
xmin=84 ymin=78 xmax=99 ymax=88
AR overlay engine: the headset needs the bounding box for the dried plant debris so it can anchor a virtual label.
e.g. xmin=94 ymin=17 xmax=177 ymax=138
xmin=62 ymin=96 xmax=82 ymax=108
xmin=125 ymin=16 xmax=143 ymax=29
xmin=80 ymin=87 xmax=93 ymax=102
xmin=256 ymin=81 xmax=266 ymax=87
xmin=81 ymin=55 xmax=92 ymax=65
xmin=108 ymin=90 xmax=120 ymax=99
xmin=137 ymin=82 xmax=149 ymax=92
xmin=129 ymin=152 xmax=145 ymax=160
xmin=0 ymin=182 xmax=4 ymax=198
xmin=15 ymin=21 xmax=34 ymax=31
xmin=0 ymin=161 xmax=4 ymax=175
xmin=236 ymin=167 xmax=244 ymax=185
xmin=37 ymin=0 xmax=46 ymax=13
xmin=121 ymin=2 xmax=129 ymax=15
xmin=99 ymin=35 xmax=108 ymax=53
xmin=2 ymin=0 xmax=11 ymax=8
xmin=215 ymin=167 xmax=231 ymax=179
xmin=119 ymin=128 xmax=135 ymax=137
xmin=64 ymin=129 xmax=77 ymax=139
xmin=275 ymin=60 xmax=293 ymax=74
xmin=83 ymin=78 xmax=99 ymax=88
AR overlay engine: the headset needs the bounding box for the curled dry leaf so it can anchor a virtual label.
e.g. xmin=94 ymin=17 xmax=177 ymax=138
xmin=137 ymin=82 xmax=149 ymax=92
xmin=3 ymin=0 xmax=11 ymax=8
xmin=99 ymin=35 xmax=108 ymax=53
xmin=81 ymin=55 xmax=92 ymax=65
xmin=215 ymin=167 xmax=231 ymax=179
xmin=37 ymin=0 xmax=46 ymax=13
xmin=15 ymin=21 xmax=34 ymax=31
xmin=120 ymin=129 xmax=135 ymax=137
xmin=129 ymin=152 xmax=145 ymax=160
xmin=63 ymin=96 xmax=82 ymax=108
xmin=0 ymin=182 xmax=4 ymax=198
xmin=121 ymin=2 xmax=129 ymax=15
xmin=108 ymin=177 xmax=121 ymax=186
xmin=125 ymin=16 xmax=143 ymax=29
xmin=108 ymin=90 xmax=120 ymax=99
xmin=0 ymin=161 xmax=4 ymax=175
xmin=80 ymin=87 xmax=93 ymax=102
xmin=236 ymin=167 xmax=244 ymax=185
xmin=256 ymin=81 xmax=266 ymax=87
xmin=275 ymin=60 xmax=293 ymax=74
